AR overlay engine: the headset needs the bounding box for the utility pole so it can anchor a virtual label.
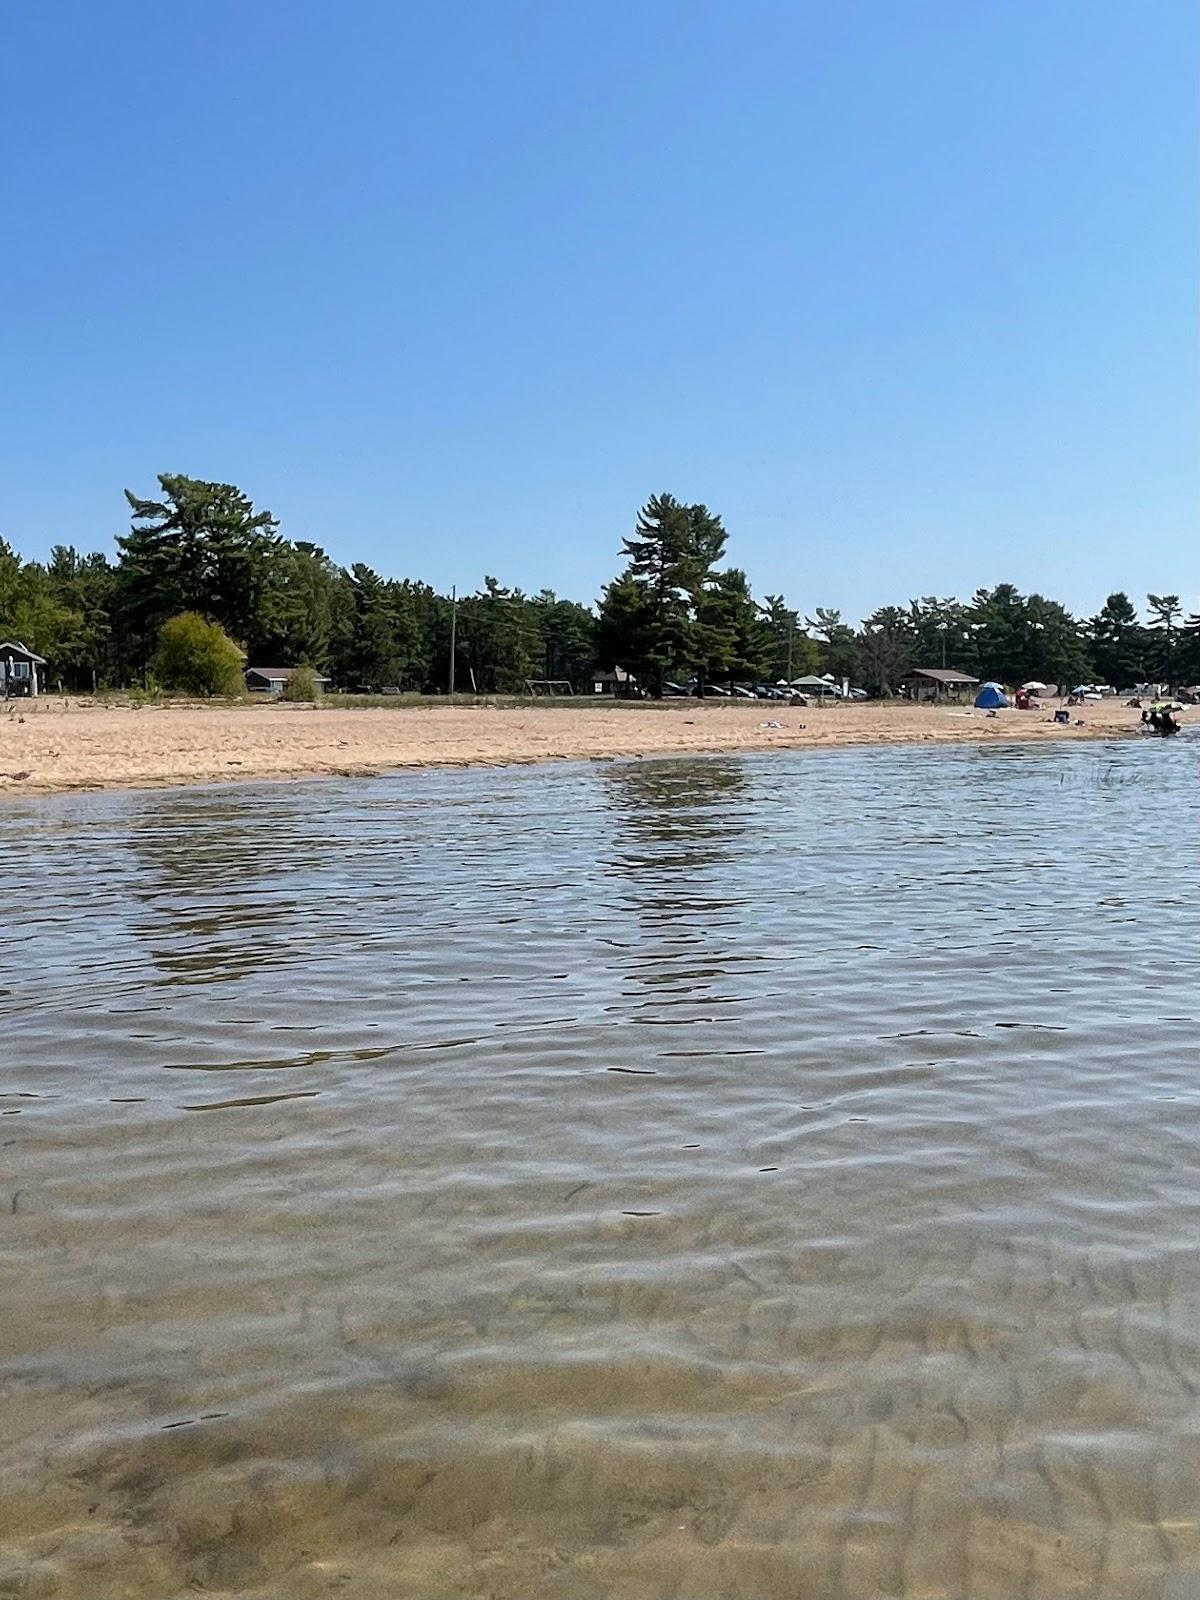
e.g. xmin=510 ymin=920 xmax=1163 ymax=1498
xmin=448 ymin=586 xmax=457 ymax=699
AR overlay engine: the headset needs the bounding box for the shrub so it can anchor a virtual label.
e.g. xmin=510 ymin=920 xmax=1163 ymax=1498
xmin=280 ymin=665 xmax=320 ymax=702
xmin=152 ymin=613 xmax=244 ymax=697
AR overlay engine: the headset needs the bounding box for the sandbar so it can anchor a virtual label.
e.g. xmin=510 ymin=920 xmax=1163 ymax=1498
xmin=0 ymin=695 xmax=1150 ymax=797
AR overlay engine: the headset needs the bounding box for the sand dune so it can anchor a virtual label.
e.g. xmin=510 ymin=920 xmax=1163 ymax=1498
xmin=0 ymin=694 xmax=1148 ymax=796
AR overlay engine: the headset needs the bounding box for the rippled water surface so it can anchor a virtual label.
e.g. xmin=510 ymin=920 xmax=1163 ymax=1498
xmin=2 ymin=740 xmax=1199 ymax=1599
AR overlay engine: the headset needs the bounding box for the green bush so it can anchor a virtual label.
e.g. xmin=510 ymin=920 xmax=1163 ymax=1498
xmin=152 ymin=613 xmax=244 ymax=697
xmin=280 ymin=665 xmax=320 ymax=702
xmin=125 ymin=683 xmax=163 ymax=706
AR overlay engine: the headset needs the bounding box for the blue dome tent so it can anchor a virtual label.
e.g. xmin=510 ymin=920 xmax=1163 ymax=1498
xmin=974 ymin=682 xmax=1009 ymax=709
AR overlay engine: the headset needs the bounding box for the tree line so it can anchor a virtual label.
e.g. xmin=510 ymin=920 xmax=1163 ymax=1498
xmin=0 ymin=475 xmax=1195 ymax=694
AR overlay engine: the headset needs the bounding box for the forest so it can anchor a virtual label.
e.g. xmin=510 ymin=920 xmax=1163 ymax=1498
xmin=1 ymin=476 xmax=1195 ymax=695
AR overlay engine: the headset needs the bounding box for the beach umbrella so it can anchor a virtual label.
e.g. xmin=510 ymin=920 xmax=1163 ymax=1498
xmin=1022 ymin=680 xmax=1048 ymax=692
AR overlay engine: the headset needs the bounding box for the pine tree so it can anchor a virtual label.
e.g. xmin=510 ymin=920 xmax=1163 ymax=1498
xmin=1146 ymin=593 xmax=1183 ymax=688
xmin=616 ymin=493 xmax=696 ymax=694
xmin=1088 ymin=593 xmax=1146 ymax=689
xmin=116 ymin=475 xmax=281 ymax=666
xmin=595 ymin=573 xmax=653 ymax=682
xmin=696 ymin=569 xmax=772 ymax=690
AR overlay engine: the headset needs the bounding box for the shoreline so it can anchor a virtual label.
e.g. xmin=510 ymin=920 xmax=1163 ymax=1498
xmin=0 ymin=696 xmax=1149 ymax=798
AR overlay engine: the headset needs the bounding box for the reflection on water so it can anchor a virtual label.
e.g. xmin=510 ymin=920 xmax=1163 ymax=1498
xmin=2 ymin=739 xmax=1199 ymax=1598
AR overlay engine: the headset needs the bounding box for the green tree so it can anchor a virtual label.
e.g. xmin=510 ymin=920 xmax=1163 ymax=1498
xmin=280 ymin=664 xmax=320 ymax=701
xmin=253 ymin=542 xmax=354 ymax=674
xmin=531 ymin=591 xmax=596 ymax=686
xmin=595 ymin=572 xmax=653 ymax=680
xmin=387 ymin=580 xmax=434 ymax=689
xmin=0 ymin=539 xmax=21 ymax=623
xmin=758 ymin=593 xmax=819 ymax=681
xmin=967 ymin=584 xmax=1030 ymax=685
xmin=805 ymin=607 xmax=858 ymax=681
xmin=0 ymin=549 xmax=88 ymax=685
xmin=152 ymin=612 xmax=244 ymax=696
xmin=907 ymin=596 xmax=974 ymax=672
xmin=1146 ymin=593 xmax=1183 ymax=688
xmin=615 ymin=494 xmax=699 ymax=694
xmin=1024 ymin=594 xmax=1088 ymax=691
xmin=456 ymin=578 xmax=541 ymax=693
xmin=45 ymin=546 xmax=116 ymax=688
xmin=1180 ymin=607 xmax=1200 ymax=685
xmin=857 ymin=605 xmax=916 ymax=694
xmin=117 ymin=475 xmax=281 ymax=664
xmin=1088 ymin=593 xmax=1146 ymax=689
xmin=694 ymin=569 xmax=771 ymax=689
xmin=7 ymin=584 xmax=83 ymax=676
xmin=345 ymin=564 xmax=399 ymax=688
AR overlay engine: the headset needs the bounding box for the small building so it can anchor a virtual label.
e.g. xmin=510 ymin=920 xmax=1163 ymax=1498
xmin=0 ymin=640 xmax=46 ymax=698
xmin=899 ymin=668 xmax=980 ymax=703
xmin=593 ymin=666 xmax=638 ymax=697
xmin=244 ymin=665 xmax=331 ymax=695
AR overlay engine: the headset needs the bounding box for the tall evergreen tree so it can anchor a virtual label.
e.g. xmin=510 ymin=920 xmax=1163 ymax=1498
xmin=116 ymin=475 xmax=281 ymax=665
xmin=531 ymin=591 xmax=596 ymax=686
xmin=1088 ymin=593 xmax=1146 ymax=688
xmin=454 ymin=578 xmax=541 ymax=693
xmin=45 ymin=546 xmax=116 ymax=688
xmin=615 ymin=493 xmax=697 ymax=694
xmin=858 ymin=605 xmax=916 ymax=694
xmin=758 ymin=594 xmax=804 ymax=681
xmin=595 ymin=572 xmax=653 ymax=681
xmin=253 ymin=542 xmax=354 ymax=673
xmin=1024 ymin=594 xmax=1089 ymax=691
xmin=968 ymin=584 xmax=1029 ymax=685
xmin=805 ymin=607 xmax=858 ymax=681
xmin=345 ymin=564 xmax=398 ymax=687
xmin=907 ymin=596 xmax=974 ymax=671
xmin=1146 ymin=593 xmax=1183 ymax=687
xmin=1180 ymin=607 xmax=1200 ymax=685
xmin=696 ymin=568 xmax=772 ymax=689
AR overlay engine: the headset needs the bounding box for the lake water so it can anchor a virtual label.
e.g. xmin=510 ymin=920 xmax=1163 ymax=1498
xmin=2 ymin=738 xmax=1198 ymax=1599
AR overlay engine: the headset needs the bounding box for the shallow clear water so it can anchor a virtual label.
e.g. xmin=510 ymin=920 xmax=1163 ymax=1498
xmin=2 ymin=739 xmax=1198 ymax=1599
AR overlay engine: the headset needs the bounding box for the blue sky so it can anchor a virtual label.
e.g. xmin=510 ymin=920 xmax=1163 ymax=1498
xmin=3 ymin=0 xmax=1195 ymax=622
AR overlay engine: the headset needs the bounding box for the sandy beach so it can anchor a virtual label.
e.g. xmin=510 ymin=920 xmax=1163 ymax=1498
xmin=0 ymin=694 xmax=1149 ymax=796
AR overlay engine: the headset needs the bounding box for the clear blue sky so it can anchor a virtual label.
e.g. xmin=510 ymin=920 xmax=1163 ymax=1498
xmin=3 ymin=0 xmax=1196 ymax=622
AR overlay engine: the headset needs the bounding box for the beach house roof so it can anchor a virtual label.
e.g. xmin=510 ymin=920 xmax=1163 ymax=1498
xmin=0 ymin=640 xmax=47 ymax=665
xmin=245 ymin=665 xmax=330 ymax=689
xmin=906 ymin=668 xmax=979 ymax=686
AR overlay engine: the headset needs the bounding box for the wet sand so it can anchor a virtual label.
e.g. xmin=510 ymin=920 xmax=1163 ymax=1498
xmin=0 ymin=695 xmax=1143 ymax=795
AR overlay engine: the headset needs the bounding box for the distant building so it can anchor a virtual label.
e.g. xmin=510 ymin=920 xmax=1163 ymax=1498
xmin=593 ymin=666 xmax=637 ymax=697
xmin=899 ymin=668 xmax=980 ymax=703
xmin=0 ymin=640 xmax=46 ymax=698
xmin=245 ymin=666 xmax=331 ymax=695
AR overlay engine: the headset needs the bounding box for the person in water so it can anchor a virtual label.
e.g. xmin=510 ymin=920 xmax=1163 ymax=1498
xmin=1142 ymin=704 xmax=1179 ymax=735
